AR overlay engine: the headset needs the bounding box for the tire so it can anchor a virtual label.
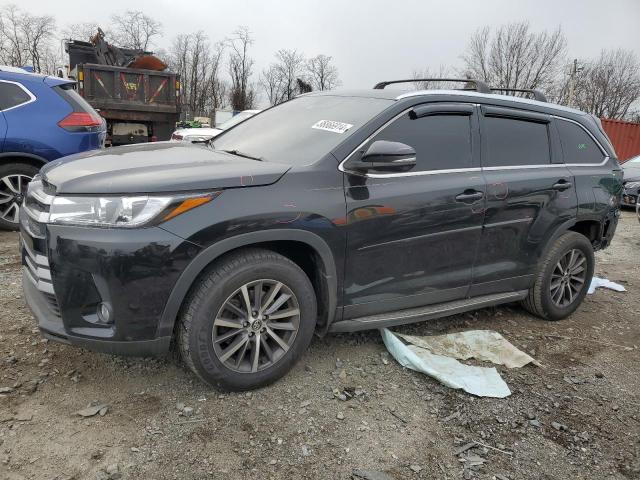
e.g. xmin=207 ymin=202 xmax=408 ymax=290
xmin=522 ymin=231 xmax=595 ymax=321
xmin=0 ymin=162 xmax=40 ymax=231
xmin=177 ymin=248 xmax=317 ymax=390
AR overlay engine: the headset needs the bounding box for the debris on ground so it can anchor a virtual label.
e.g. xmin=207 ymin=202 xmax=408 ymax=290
xmin=381 ymin=328 xmax=540 ymax=398
xmin=352 ymin=468 xmax=395 ymax=480
xmin=396 ymin=330 xmax=541 ymax=368
xmin=75 ymin=403 xmax=109 ymax=417
xmin=587 ymin=276 xmax=626 ymax=294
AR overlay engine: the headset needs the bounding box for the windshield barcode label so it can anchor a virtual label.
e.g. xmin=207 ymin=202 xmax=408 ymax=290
xmin=312 ymin=120 xmax=353 ymax=134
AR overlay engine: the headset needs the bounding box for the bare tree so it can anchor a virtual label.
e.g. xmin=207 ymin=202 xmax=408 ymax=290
xmin=227 ymin=26 xmax=256 ymax=111
xmin=462 ymin=22 xmax=567 ymax=95
xmin=306 ymin=54 xmax=340 ymax=90
xmin=168 ymin=31 xmax=226 ymax=121
xmin=61 ymin=22 xmax=104 ymax=42
xmin=0 ymin=4 xmax=56 ymax=73
xmin=260 ymin=49 xmax=306 ymax=106
xmin=22 ymin=12 xmax=56 ymax=72
xmin=0 ymin=5 xmax=27 ymax=66
xmin=556 ymin=49 xmax=640 ymax=120
xmin=110 ymin=10 xmax=161 ymax=50
xmin=411 ymin=65 xmax=456 ymax=90
xmin=260 ymin=64 xmax=284 ymax=106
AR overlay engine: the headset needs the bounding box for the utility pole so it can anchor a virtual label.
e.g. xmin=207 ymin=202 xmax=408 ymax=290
xmin=568 ymin=58 xmax=578 ymax=108
xmin=567 ymin=59 xmax=584 ymax=108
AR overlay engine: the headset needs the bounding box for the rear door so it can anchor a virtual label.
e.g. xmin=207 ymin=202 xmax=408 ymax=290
xmin=342 ymin=103 xmax=486 ymax=318
xmin=470 ymin=106 xmax=578 ymax=296
xmin=0 ymin=79 xmax=35 ymax=154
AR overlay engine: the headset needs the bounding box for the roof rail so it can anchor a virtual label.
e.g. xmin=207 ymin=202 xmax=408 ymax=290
xmin=373 ymin=78 xmax=491 ymax=93
xmin=490 ymin=88 xmax=547 ymax=102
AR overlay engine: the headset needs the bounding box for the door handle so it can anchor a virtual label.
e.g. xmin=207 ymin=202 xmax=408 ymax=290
xmin=552 ymin=180 xmax=573 ymax=191
xmin=455 ymin=190 xmax=484 ymax=203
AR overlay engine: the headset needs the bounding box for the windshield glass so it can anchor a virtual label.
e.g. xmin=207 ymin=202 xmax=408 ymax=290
xmin=211 ymin=95 xmax=393 ymax=165
xmin=218 ymin=111 xmax=256 ymax=130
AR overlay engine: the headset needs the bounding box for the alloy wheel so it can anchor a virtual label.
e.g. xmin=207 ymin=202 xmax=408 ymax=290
xmin=212 ymin=279 xmax=301 ymax=373
xmin=550 ymin=248 xmax=587 ymax=307
xmin=0 ymin=174 xmax=32 ymax=224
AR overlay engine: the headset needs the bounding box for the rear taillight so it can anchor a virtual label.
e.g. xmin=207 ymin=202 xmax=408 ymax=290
xmin=171 ymin=133 xmax=183 ymax=141
xmin=58 ymin=112 xmax=103 ymax=132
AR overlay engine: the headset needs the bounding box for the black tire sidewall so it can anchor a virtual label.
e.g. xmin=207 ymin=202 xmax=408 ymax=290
xmin=0 ymin=162 xmax=40 ymax=231
xmin=539 ymin=234 xmax=595 ymax=320
xmin=187 ymin=257 xmax=316 ymax=390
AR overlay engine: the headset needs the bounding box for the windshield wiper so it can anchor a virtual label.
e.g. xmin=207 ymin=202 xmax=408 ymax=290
xmin=220 ymin=149 xmax=263 ymax=161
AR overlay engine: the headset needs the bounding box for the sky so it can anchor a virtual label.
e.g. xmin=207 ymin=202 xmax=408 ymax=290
xmin=14 ymin=0 xmax=640 ymax=91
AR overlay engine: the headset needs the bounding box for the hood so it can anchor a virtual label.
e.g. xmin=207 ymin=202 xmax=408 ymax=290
xmin=175 ymin=127 xmax=223 ymax=140
xmin=41 ymin=142 xmax=290 ymax=195
xmin=622 ymin=162 xmax=640 ymax=182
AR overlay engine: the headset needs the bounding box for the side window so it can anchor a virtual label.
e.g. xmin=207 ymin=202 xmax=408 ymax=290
xmin=483 ymin=116 xmax=551 ymax=167
xmin=371 ymin=113 xmax=473 ymax=171
xmin=0 ymin=82 xmax=32 ymax=111
xmin=556 ymin=119 xmax=605 ymax=164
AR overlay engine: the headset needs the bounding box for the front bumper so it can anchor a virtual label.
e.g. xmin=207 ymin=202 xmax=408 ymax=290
xmin=622 ymin=192 xmax=637 ymax=206
xmin=20 ymin=197 xmax=200 ymax=356
xmin=23 ymin=270 xmax=171 ymax=356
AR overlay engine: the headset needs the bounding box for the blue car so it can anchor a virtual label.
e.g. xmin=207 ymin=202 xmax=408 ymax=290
xmin=0 ymin=66 xmax=106 ymax=229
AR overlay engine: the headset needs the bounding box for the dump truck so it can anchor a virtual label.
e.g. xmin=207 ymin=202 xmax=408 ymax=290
xmin=65 ymin=29 xmax=180 ymax=146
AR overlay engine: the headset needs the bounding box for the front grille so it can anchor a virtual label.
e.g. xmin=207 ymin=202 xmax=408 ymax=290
xmin=20 ymin=178 xmax=60 ymax=317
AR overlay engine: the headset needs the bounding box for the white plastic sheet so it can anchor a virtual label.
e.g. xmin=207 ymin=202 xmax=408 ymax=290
xmin=587 ymin=277 xmax=626 ymax=294
xmin=396 ymin=330 xmax=541 ymax=368
xmin=381 ymin=329 xmax=512 ymax=398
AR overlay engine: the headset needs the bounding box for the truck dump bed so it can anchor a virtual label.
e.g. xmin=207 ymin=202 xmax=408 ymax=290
xmin=75 ymin=64 xmax=179 ymax=115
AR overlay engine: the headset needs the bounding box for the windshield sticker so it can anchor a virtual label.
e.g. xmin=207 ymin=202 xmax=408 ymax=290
xmin=312 ymin=120 xmax=354 ymax=134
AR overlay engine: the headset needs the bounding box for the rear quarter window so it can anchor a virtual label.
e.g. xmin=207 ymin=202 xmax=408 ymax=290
xmin=0 ymin=82 xmax=32 ymax=110
xmin=556 ymin=119 xmax=605 ymax=164
xmin=54 ymin=83 xmax=98 ymax=114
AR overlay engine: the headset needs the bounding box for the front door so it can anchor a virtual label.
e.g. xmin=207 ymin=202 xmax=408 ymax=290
xmin=470 ymin=106 xmax=578 ymax=296
xmin=342 ymin=103 xmax=486 ymax=319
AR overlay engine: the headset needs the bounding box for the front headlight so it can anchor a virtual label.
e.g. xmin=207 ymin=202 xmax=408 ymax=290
xmin=48 ymin=193 xmax=216 ymax=228
xmin=624 ymin=181 xmax=640 ymax=190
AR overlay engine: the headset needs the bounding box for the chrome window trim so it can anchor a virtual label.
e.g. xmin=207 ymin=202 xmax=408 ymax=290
xmin=355 ymin=167 xmax=482 ymax=179
xmin=338 ymin=105 xmax=480 ymax=178
xmin=338 ymin=106 xmax=611 ymax=179
xmin=552 ymin=114 xmax=609 ymax=159
xmin=0 ymin=79 xmax=36 ymax=112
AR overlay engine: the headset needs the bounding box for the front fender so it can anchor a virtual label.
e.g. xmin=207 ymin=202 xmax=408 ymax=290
xmin=155 ymin=229 xmax=338 ymax=338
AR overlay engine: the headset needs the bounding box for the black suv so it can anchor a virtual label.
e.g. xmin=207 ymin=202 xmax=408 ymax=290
xmin=21 ymin=79 xmax=622 ymax=390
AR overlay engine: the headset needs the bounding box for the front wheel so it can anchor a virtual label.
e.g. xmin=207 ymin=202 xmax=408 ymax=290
xmin=177 ymin=248 xmax=317 ymax=390
xmin=522 ymin=231 xmax=595 ymax=321
xmin=0 ymin=163 xmax=39 ymax=231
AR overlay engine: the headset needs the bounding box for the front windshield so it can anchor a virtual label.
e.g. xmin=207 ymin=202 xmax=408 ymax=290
xmin=218 ymin=111 xmax=256 ymax=130
xmin=211 ymin=95 xmax=393 ymax=165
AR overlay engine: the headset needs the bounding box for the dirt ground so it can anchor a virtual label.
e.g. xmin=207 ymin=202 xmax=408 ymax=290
xmin=0 ymin=212 xmax=639 ymax=480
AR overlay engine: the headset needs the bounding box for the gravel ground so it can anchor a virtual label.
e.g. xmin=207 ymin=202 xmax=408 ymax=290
xmin=1 ymin=212 xmax=639 ymax=480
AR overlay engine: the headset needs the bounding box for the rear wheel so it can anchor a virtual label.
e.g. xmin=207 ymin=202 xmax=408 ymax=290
xmin=0 ymin=163 xmax=39 ymax=231
xmin=177 ymin=249 xmax=317 ymax=390
xmin=522 ymin=231 xmax=595 ymax=320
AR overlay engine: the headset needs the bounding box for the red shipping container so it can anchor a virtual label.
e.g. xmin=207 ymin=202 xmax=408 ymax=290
xmin=600 ymin=118 xmax=640 ymax=163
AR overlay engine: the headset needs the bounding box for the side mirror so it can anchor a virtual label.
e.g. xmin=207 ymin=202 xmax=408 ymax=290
xmin=346 ymin=140 xmax=416 ymax=173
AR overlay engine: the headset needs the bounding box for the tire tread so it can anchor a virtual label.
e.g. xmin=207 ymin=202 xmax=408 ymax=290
xmin=522 ymin=231 xmax=593 ymax=320
xmin=177 ymin=248 xmax=313 ymax=388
